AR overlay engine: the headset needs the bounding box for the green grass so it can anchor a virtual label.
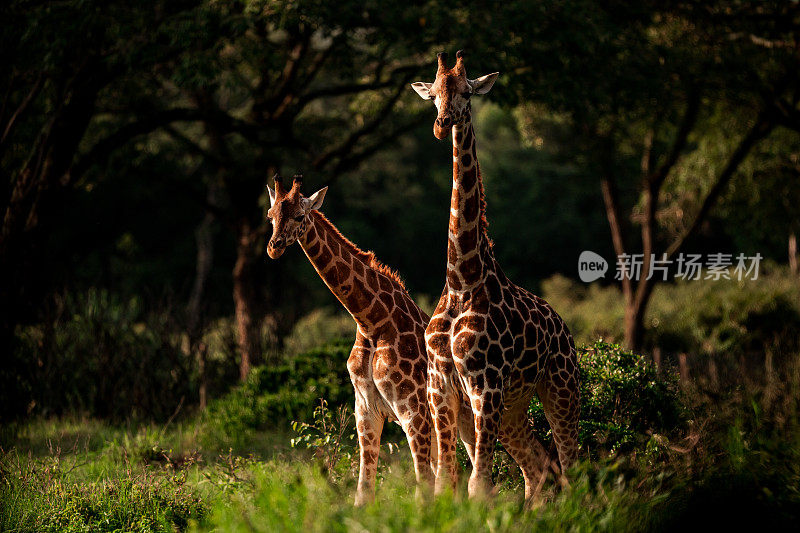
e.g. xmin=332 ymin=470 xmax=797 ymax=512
xmin=3 ymin=387 xmax=800 ymax=533
xmin=0 ymin=422 xmax=662 ymax=533
xmin=200 ymin=459 xmax=659 ymax=533
xmin=3 ymin=340 xmax=800 ymax=531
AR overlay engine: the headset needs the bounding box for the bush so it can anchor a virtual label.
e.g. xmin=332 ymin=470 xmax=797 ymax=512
xmin=530 ymin=341 xmax=686 ymax=457
xmin=542 ymin=267 xmax=800 ymax=384
xmin=540 ymin=274 xmax=626 ymax=342
xmin=281 ymin=308 xmax=355 ymax=358
xmin=9 ymin=289 xmax=193 ymax=421
xmin=651 ymin=272 xmax=800 ymax=361
xmin=206 ymin=337 xmax=686 ymax=459
xmin=202 ymin=340 xmax=354 ymax=448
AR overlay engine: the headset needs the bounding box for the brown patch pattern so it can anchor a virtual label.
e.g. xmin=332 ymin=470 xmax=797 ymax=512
xmin=423 ymin=66 xmax=580 ymax=503
xmin=268 ymin=209 xmax=474 ymax=506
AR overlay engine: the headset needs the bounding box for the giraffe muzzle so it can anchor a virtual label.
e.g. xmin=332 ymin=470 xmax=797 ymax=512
xmin=267 ymin=238 xmax=286 ymax=259
xmin=434 ymin=115 xmax=453 ymax=140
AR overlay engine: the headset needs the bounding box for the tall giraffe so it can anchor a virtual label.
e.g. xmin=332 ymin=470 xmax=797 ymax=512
xmin=411 ymin=51 xmax=580 ymax=502
xmin=266 ymin=174 xmax=473 ymax=505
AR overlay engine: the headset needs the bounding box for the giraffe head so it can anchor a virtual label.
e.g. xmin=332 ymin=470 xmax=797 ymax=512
xmin=266 ymin=173 xmax=327 ymax=259
xmin=411 ymin=50 xmax=499 ymax=140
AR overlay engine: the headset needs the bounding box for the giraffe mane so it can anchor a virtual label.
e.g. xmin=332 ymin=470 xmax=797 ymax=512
xmin=310 ymin=211 xmax=409 ymax=291
xmin=476 ymin=165 xmax=494 ymax=248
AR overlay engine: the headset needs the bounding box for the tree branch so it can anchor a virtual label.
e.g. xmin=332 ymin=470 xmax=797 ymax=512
xmin=0 ymin=72 xmax=45 ymax=148
xmin=773 ymin=97 xmax=800 ymax=132
xmin=600 ymin=174 xmax=632 ymax=301
xmin=69 ymin=107 xmax=208 ymax=182
xmin=296 ymin=63 xmax=422 ymax=109
xmin=163 ymin=125 xmax=223 ymax=167
xmin=634 ymin=92 xmax=702 ymax=310
xmin=325 ymin=114 xmax=427 ymax=180
xmin=266 ymin=33 xmax=312 ymax=119
xmin=312 ymin=79 xmax=411 ymax=171
xmin=665 ymin=113 xmax=775 ymax=259
xmin=648 ymin=91 xmax=701 ymax=190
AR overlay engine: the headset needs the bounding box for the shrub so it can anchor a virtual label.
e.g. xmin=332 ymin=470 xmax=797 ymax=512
xmin=651 ymin=272 xmax=800 ymax=362
xmin=530 ymin=341 xmax=687 ymax=457
xmin=9 ymin=289 xmax=193 ymax=421
xmin=542 ymin=267 xmax=800 ymax=362
xmin=290 ymin=399 xmax=358 ymax=481
xmin=281 ymin=308 xmax=355 ymax=358
xmin=202 ymin=340 xmax=354 ymax=448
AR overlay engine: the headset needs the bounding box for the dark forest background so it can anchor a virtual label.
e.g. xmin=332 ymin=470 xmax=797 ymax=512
xmin=4 ymin=2 xmax=800 ymax=531
xmin=2 ymin=0 xmax=800 ymax=422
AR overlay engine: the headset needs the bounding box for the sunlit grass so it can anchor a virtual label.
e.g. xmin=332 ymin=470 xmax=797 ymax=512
xmin=4 ymin=338 xmax=800 ymax=531
xmin=3 ymin=401 xmax=800 ymax=532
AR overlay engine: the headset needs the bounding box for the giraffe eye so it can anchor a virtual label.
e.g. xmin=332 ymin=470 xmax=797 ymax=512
xmin=294 ymin=215 xmax=304 ymax=222
xmin=462 ymin=91 xmax=472 ymax=99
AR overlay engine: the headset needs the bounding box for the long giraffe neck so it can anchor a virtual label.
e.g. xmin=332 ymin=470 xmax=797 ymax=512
xmin=299 ymin=210 xmax=402 ymax=331
xmin=447 ymin=110 xmax=492 ymax=291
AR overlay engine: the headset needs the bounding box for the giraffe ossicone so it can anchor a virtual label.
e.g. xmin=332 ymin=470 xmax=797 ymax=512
xmin=411 ymin=51 xmax=581 ymax=504
xmin=266 ymin=173 xmax=475 ymax=506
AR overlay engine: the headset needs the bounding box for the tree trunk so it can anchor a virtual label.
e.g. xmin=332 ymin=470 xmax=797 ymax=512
xmin=233 ymin=222 xmax=262 ymax=381
xmin=624 ymin=299 xmax=646 ymax=353
xmin=790 ymin=232 xmax=798 ymax=275
xmin=623 ymin=116 xmax=772 ymax=352
xmin=186 ymin=185 xmax=217 ymax=409
xmin=0 ymin=76 xmax=103 ymax=389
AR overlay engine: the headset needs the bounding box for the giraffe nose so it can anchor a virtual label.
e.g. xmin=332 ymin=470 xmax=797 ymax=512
xmin=270 ymin=237 xmax=284 ymax=249
xmin=436 ymin=115 xmax=452 ymax=128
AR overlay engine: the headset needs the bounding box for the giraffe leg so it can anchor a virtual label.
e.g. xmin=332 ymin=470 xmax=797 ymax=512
xmin=354 ymin=396 xmax=384 ymax=506
xmin=458 ymin=400 xmax=476 ymax=466
xmin=536 ymin=346 xmax=580 ymax=477
xmin=400 ymin=410 xmax=435 ymax=499
xmin=498 ymin=399 xmax=552 ymax=505
xmin=428 ymin=368 xmax=461 ymax=496
xmin=467 ymin=387 xmax=503 ymax=500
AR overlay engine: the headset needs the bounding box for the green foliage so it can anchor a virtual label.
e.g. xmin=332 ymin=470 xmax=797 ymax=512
xmin=529 ymin=341 xmax=685 ymax=458
xmin=475 ymin=103 xmax=612 ymax=288
xmin=9 ymin=289 xmax=193 ymax=421
xmin=544 ymin=267 xmax=800 ymax=363
xmin=541 ymin=274 xmax=626 ymax=343
xmin=290 ymin=399 xmax=357 ymax=481
xmin=650 ymin=268 xmax=800 ymax=362
xmin=281 ymin=309 xmax=356 ymax=358
xmin=202 ymin=340 xmax=354 ymax=449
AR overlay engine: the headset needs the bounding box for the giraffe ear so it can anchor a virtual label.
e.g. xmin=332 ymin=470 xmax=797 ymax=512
xmin=267 ymin=185 xmax=277 ymax=207
xmin=468 ymin=72 xmax=499 ymax=95
xmin=303 ymin=186 xmax=328 ymax=212
xmin=410 ymin=82 xmax=434 ymax=100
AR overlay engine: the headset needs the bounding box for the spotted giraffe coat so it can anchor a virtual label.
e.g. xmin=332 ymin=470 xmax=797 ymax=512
xmin=293 ymin=210 xmax=474 ymax=505
xmin=423 ymin=63 xmax=580 ymax=501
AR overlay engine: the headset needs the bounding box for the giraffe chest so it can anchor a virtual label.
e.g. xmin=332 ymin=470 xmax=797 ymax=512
xmin=426 ymin=285 xmax=554 ymax=395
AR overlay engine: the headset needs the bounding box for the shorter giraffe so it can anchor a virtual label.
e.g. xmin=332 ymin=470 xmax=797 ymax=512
xmin=266 ymin=173 xmax=474 ymax=505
